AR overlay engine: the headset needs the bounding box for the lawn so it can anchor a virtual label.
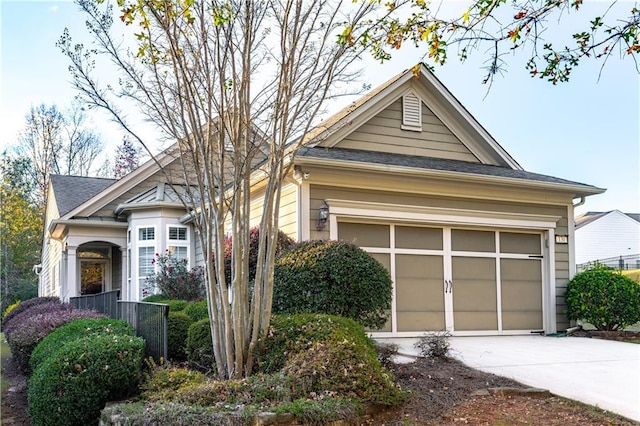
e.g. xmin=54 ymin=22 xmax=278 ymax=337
xmin=622 ymin=269 xmax=640 ymax=283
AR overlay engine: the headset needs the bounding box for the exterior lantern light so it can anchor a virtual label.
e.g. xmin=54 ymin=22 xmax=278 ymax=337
xmin=316 ymin=200 xmax=329 ymax=231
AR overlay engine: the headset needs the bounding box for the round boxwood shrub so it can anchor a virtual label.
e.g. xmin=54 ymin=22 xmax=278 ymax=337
xmin=272 ymin=240 xmax=393 ymax=329
xmin=6 ymin=308 xmax=107 ymax=374
xmin=168 ymin=311 xmax=194 ymax=362
xmin=565 ymin=264 xmax=640 ymax=331
xmin=183 ymin=300 xmax=209 ymax=322
xmin=2 ymin=297 xmax=61 ymax=333
xmin=30 ymin=318 xmax=135 ymax=372
xmin=185 ymin=318 xmax=214 ymax=373
xmin=28 ymin=333 xmax=145 ymax=426
xmin=142 ymin=294 xmax=168 ymax=303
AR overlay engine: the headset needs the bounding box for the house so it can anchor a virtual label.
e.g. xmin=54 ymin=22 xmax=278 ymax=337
xmin=39 ymin=64 xmax=604 ymax=336
xmin=575 ymin=210 xmax=640 ymax=269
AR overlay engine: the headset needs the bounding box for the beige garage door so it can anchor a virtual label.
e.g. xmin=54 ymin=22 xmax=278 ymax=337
xmin=338 ymin=222 xmax=544 ymax=334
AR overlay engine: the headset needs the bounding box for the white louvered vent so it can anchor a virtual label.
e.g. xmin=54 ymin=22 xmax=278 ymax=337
xmin=401 ymin=92 xmax=422 ymax=131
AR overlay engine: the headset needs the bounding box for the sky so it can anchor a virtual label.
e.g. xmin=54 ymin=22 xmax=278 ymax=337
xmin=1 ymin=0 xmax=639 ymax=216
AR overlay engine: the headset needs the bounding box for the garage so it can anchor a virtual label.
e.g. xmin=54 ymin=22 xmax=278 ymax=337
xmin=337 ymin=222 xmax=544 ymax=336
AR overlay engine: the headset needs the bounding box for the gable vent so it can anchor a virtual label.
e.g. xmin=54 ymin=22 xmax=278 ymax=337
xmin=401 ymin=92 xmax=422 ymax=132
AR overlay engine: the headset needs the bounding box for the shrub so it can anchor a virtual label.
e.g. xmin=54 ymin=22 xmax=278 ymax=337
xmin=413 ymin=331 xmax=452 ymax=359
xmin=168 ymin=312 xmax=193 ymax=362
xmin=183 ymin=300 xmax=209 ymax=322
xmin=164 ymin=299 xmax=189 ymax=312
xmin=30 ymin=318 xmax=135 ymax=372
xmin=273 ymin=240 xmax=393 ymax=329
xmin=185 ymin=318 xmax=215 ymax=372
xmin=222 ymin=226 xmax=296 ymax=284
xmin=373 ymin=341 xmax=400 ymax=369
xmin=28 ymin=333 xmax=145 ymax=426
xmin=6 ymin=308 xmax=107 ymax=374
xmin=100 ymin=402 xmax=237 ymax=425
xmin=1 ymin=296 xmax=60 ymax=331
xmin=140 ymin=364 xmax=206 ymax=397
xmin=565 ymin=263 xmax=640 ymax=331
xmin=147 ymin=251 xmax=204 ymax=301
xmin=259 ymin=314 xmax=405 ymax=405
xmin=142 ymin=294 xmax=170 ymax=303
xmin=2 ymin=300 xmax=21 ymax=321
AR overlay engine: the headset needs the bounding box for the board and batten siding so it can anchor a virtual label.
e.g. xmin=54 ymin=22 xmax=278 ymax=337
xmin=335 ymin=99 xmax=479 ymax=163
xmin=309 ymin=184 xmax=571 ymax=332
xmin=575 ymin=211 xmax=640 ymax=265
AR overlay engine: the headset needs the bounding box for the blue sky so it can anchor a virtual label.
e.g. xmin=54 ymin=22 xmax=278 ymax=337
xmin=1 ymin=0 xmax=638 ymax=215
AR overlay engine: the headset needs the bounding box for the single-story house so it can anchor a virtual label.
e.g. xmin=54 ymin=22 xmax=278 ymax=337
xmin=39 ymin=64 xmax=604 ymax=336
xmin=575 ymin=210 xmax=640 ymax=268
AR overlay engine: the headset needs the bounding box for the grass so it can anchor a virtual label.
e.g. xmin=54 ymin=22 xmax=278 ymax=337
xmin=1 ymin=333 xmax=12 ymax=425
xmin=621 ymin=269 xmax=640 ymax=282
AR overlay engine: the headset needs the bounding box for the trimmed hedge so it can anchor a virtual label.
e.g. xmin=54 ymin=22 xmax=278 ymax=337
xmin=185 ymin=318 xmax=214 ymax=372
xmin=273 ymin=240 xmax=393 ymax=329
xmin=565 ymin=264 xmax=640 ymax=331
xmin=28 ymin=333 xmax=145 ymax=426
xmin=1 ymin=296 xmax=60 ymax=330
xmin=183 ymin=300 xmax=209 ymax=322
xmin=2 ymin=299 xmax=64 ymax=335
xmin=168 ymin=312 xmax=193 ymax=362
xmin=30 ymin=318 xmax=135 ymax=372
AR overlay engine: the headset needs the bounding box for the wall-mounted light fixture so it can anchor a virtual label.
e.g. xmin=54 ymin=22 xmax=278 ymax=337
xmin=316 ymin=200 xmax=329 ymax=231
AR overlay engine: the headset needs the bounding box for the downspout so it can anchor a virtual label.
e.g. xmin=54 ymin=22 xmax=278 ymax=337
xmin=572 ymin=196 xmax=586 ymax=208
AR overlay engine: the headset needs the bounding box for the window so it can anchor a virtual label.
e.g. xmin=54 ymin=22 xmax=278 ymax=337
xmin=169 ymin=245 xmax=188 ymax=261
xmin=168 ymin=226 xmax=187 ymax=241
xmin=139 ymin=227 xmax=155 ymax=241
xmin=138 ymin=246 xmax=155 ymax=276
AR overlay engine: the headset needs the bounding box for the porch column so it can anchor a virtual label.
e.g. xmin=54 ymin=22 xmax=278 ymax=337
xmin=120 ymin=247 xmax=128 ymax=301
xmin=67 ymin=245 xmax=78 ymax=299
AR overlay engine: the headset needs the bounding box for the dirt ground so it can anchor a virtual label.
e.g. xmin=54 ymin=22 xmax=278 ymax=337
xmin=2 ymin=339 xmax=636 ymax=425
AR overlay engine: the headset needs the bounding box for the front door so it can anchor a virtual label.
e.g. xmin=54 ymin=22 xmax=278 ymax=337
xmin=80 ymin=260 xmax=108 ymax=295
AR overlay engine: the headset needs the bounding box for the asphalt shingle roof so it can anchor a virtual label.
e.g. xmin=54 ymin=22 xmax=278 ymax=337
xmin=50 ymin=175 xmax=117 ymax=217
xmin=298 ymin=147 xmax=599 ymax=188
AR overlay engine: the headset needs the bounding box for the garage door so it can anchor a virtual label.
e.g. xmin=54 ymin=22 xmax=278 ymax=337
xmin=338 ymin=222 xmax=544 ymax=334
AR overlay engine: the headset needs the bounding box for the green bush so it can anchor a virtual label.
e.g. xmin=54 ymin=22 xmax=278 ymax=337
xmin=100 ymin=402 xmax=238 ymax=425
xmin=168 ymin=312 xmax=193 ymax=362
xmin=259 ymin=314 xmax=405 ymax=405
xmin=565 ymin=264 xmax=640 ymax=331
xmin=273 ymin=240 xmax=393 ymax=329
xmin=30 ymin=318 xmax=134 ymax=372
xmin=185 ymin=318 xmax=215 ymax=373
xmin=183 ymin=300 xmax=209 ymax=322
xmin=28 ymin=333 xmax=145 ymax=426
xmin=142 ymin=294 xmax=169 ymax=303
xmin=140 ymin=364 xmax=206 ymax=398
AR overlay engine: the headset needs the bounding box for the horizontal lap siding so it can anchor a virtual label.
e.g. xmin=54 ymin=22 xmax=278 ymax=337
xmin=336 ymin=100 xmax=479 ymax=162
xmin=310 ymin=184 xmax=571 ymax=332
xmin=249 ymin=183 xmax=298 ymax=241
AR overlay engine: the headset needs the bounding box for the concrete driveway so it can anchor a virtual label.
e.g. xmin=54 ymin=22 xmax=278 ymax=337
xmin=383 ymin=336 xmax=640 ymax=422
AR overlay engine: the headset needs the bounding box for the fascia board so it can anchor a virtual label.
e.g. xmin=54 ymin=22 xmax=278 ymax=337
xmin=114 ymin=201 xmax=187 ymax=215
xmin=296 ymin=156 xmax=605 ymax=197
xmin=49 ymin=219 xmax=128 ymax=240
xmin=64 ymin=149 xmax=178 ymax=219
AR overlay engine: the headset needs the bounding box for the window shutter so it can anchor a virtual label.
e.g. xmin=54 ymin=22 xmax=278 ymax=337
xmin=402 ymin=93 xmax=422 ymax=131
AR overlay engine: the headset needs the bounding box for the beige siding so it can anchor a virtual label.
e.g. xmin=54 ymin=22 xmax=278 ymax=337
xmin=335 ymin=99 xmax=479 ymax=162
xmin=249 ymin=183 xmax=299 ymax=241
xmin=310 ymin=184 xmax=571 ymax=332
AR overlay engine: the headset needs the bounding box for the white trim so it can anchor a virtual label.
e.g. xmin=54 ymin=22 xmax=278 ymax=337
xmin=401 ymin=92 xmax=422 ymax=131
xmin=546 ymin=228 xmax=557 ymax=334
xmin=299 ymin=182 xmax=311 ymax=241
xmin=568 ymin=203 xmax=576 ymax=278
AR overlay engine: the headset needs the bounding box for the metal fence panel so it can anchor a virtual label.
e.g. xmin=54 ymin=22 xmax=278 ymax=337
xmin=118 ymin=301 xmax=168 ymax=362
xmin=70 ymin=290 xmax=120 ymax=319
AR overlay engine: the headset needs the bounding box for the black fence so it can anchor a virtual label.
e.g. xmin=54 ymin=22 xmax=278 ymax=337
xmin=577 ymin=254 xmax=640 ymax=272
xmin=70 ymin=292 xmax=168 ymax=361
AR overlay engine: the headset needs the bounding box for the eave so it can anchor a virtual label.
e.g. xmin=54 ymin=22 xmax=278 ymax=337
xmin=48 ymin=219 xmax=128 ymax=240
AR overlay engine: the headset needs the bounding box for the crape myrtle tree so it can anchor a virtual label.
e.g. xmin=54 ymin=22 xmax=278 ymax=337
xmin=57 ymin=0 xmax=383 ymax=379
xmin=356 ymin=0 xmax=639 ymax=85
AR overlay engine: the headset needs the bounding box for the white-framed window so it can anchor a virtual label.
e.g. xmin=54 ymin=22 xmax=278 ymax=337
xmin=167 ymin=225 xmax=189 ymax=264
xmin=137 ymin=225 xmax=156 ymax=278
xmin=139 ymin=227 xmax=155 ymax=241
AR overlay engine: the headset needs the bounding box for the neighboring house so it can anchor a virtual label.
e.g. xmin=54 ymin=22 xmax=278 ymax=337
xmin=39 ymin=64 xmax=604 ymax=336
xmin=575 ymin=210 xmax=640 ymax=268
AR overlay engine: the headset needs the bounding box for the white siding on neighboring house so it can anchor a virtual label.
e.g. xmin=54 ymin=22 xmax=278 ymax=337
xmin=575 ymin=211 xmax=640 ymax=265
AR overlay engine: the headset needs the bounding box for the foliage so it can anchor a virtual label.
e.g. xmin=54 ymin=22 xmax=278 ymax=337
xmin=185 ymin=318 xmax=214 ymax=373
xmin=140 ymin=364 xmax=206 ymax=397
xmin=222 ymin=226 xmax=296 ymax=284
xmin=146 ymin=251 xmax=204 ymax=301
xmin=273 ymin=398 xmax=361 ymax=424
xmin=28 ymin=333 xmax=145 ymax=426
xmin=353 ymin=1 xmax=640 ymax=85
xmin=142 ymin=295 xmax=189 ymax=312
xmin=100 ymin=402 xmax=240 ymax=425
xmin=182 ymin=300 xmax=209 ymax=322
xmin=373 ymin=341 xmax=400 ymax=369
xmin=167 ymin=311 xmax=193 ymax=362
xmin=258 ymin=314 xmax=406 ymax=405
xmin=142 ymin=294 xmax=169 ymax=302
xmin=414 ymin=331 xmax=452 ymax=359
xmin=0 ymin=155 xmax=42 ymax=313
xmin=113 ymin=137 xmax=141 ymax=178
xmin=2 ymin=300 xmax=21 ymax=321
xmin=30 ymin=318 xmax=134 ymax=372
xmin=273 ymin=240 xmax=393 ymax=329
xmin=565 ymin=264 xmax=640 ymax=331
xmin=2 ymin=299 xmax=64 ymax=335
xmin=60 ymin=0 xmax=378 ymax=379
xmin=6 ymin=307 xmax=106 ymax=374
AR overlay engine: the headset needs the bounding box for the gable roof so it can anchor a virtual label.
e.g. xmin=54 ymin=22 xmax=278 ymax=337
xmin=297 ymin=147 xmax=603 ymax=195
xmin=50 ymin=175 xmax=117 ymax=217
xmin=302 ymin=63 xmax=522 ymax=170
xmin=576 ymin=210 xmax=640 ymax=229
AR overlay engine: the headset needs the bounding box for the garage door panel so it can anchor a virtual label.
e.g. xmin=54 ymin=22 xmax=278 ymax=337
xmin=500 ymin=232 xmax=541 ymax=255
xmin=454 ymin=312 xmax=497 ymax=331
xmin=397 ymin=312 xmax=446 ymax=332
xmin=453 ymin=257 xmax=497 ymax=331
xmin=396 ymin=226 xmax=443 ymax=250
xmin=369 ymin=253 xmax=392 ymax=332
xmin=396 ymin=254 xmax=444 ymax=331
xmin=338 ymin=223 xmax=389 ymax=247
xmin=501 ymin=258 xmax=543 ymax=330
